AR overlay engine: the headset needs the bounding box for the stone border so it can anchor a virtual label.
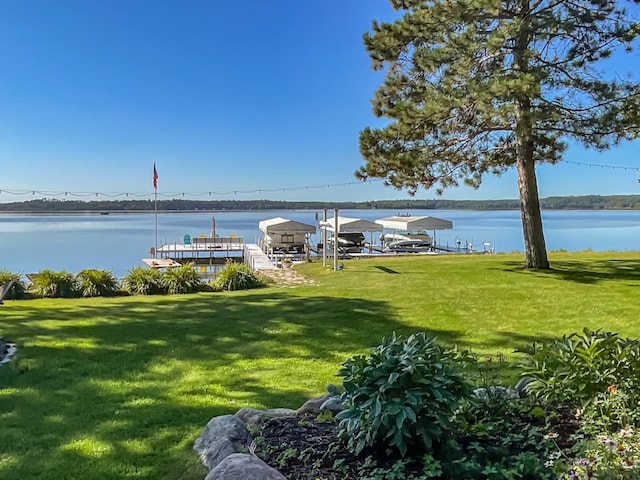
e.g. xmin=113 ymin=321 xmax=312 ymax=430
xmin=193 ymin=394 xmax=341 ymax=480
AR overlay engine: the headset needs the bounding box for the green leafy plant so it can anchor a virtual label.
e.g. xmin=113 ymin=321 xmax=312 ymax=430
xmin=161 ymin=263 xmax=203 ymax=294
xmin=518 ymin=328 xmax=640 ymax=407
xmin=76 ymin=269 xmax=120 ymax=297
xmin=122 ymin=266 xmax=165 ymax=295
xmin=580 ymin=387 xmax=640 ymax=436
xmin=211 ymin=261 xmax=264 ymax=291
xmin=0 ymin=270 xmax=26 ymax=299
xmin=333 ymin=332 xmax=472 ymax=457
xmin=29 ymin=269 xmax=79 ymax=298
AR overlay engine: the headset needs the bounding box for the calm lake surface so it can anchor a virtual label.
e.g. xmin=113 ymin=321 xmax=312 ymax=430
xmin=1 ymin=209 xmax=640 ymax=277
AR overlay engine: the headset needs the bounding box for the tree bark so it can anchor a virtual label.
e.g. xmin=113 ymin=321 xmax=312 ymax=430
xmin=515 ymin=140 xmax=550 ymax=269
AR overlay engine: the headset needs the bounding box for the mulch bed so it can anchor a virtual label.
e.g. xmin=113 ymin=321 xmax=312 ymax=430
xmin=256 ymin=413 xmax=423 ymax=480
xmin=255 ymin=409 xmax=581 ymax=480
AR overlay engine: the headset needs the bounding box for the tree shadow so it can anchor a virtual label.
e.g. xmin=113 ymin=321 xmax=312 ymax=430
xmin=0 ymin=292 xmax=463 ymax=479
xmin=374 ymin=266 xmax=400 ymax=274
xmin=496 ymin=259 xmax=640 ymax=285
xmin=486 ymin=331 xmax=556 ymax=352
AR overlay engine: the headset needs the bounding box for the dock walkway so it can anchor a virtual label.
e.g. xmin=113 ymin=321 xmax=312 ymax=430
xmin=244 ymin=244 xmax=277 ymax=271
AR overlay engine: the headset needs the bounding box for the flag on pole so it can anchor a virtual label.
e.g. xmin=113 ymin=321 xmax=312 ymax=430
xmin=153 ymin=163 xmax=159 ymax=189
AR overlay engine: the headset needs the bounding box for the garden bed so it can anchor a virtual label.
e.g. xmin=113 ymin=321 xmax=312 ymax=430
xmin=255 ymin=407 xmax=580 ymax=480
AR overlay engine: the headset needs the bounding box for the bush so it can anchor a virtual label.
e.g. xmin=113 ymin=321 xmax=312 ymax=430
xmin=122 ymin=267 xmax=165 ymax=295
xmin=29 ymin=269 xmax=79 ymax=298
xmin=212 ymin=262 xmax=264 ymax=291
xmin=0 ymin=270 xmax=26 ymax=300
xmin=518 ymin=328 xmax=640 ymax=407
xmin=161 ymin=263 xmax=203 ymax=294
xmin=76 ymin=269 xmax=120 ymax=297
xmin=332 ymin=332 xmax=472 ymax=457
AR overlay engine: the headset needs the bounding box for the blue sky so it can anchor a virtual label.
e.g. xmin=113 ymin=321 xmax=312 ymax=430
xmin=0 ymin=0 xmax=639 ymax=203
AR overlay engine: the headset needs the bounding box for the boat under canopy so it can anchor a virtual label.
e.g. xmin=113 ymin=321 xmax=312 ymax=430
xmin=319 ymin=216 xmax=383 ymax=233
xmin=258 ymin=217 xmax=316 ymax=253
xmin=375 ymin=215 xmax=453 ymax=231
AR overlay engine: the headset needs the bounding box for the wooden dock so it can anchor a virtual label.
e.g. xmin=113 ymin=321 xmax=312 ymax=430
xmin=154 ymin=237 xmax=278 ymax=272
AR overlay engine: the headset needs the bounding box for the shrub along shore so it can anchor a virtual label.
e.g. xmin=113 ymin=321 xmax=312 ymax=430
xmin=0 ymin=262 xmax=264 ymax=299
xmin=1 ymin=251 xmax=640 ymax=479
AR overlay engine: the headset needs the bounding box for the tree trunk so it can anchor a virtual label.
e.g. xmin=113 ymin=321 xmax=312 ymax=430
xmin=514 ymin=95 xmax=549 ymax=269
xmin=516 ymin=149 xmax=550 ymax=269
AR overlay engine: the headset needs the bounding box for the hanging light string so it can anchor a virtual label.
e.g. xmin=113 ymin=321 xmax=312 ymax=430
xmin=0 ymin=179 xmax=384 ymax=198
xmin=560 ymin=160 xmax=640 ymax=182
xmin=562 ymin=160 xmax=639 ymax=172
xmin=0 ymin=159 xmax=637 ymax=198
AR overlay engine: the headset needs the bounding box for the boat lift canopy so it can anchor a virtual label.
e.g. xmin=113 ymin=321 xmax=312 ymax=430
xmin=375 ymin=215 xmax=453 ymax=231
xmin=258 ymin=217 xmax=316 ymax=235
xmin=319 ymin=216 xmax=383 ymax=233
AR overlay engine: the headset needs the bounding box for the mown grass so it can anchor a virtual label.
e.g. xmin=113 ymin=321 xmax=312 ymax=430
xmin=1 ymin=251 xmax=640 ymax=479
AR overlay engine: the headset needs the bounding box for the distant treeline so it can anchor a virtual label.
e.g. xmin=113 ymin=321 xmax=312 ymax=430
xmin=1 ymin=195 xmax=640 ymax=212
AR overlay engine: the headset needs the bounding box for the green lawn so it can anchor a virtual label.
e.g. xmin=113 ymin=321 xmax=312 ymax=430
xmin=1 ymin=251 xmax=640 ymax=479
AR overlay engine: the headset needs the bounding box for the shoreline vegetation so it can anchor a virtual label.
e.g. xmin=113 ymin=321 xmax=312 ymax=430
xmin=1 ymin=194 xmax=640 ymax=213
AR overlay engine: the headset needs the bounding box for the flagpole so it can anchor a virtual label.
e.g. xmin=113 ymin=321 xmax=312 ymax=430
xmin=154 ymin=187 xmax=158 ymax=258
xmin=153 ymin=163 xmax=159 ymax=258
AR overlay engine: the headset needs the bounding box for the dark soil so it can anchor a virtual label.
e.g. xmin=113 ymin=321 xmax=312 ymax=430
xmin=256 ymin=413 xmax=423 ymax=480
xmin=255 ymin=409 xmax=581 ymax=480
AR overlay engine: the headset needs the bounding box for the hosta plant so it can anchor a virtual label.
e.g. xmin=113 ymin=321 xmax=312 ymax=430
xmin=0 ymin=270 xmax=26 ymax=300
xmin=211 ymin=261 xmax=264 ymax=291
xmin=76 ymin=269 xmax=120 ymax=297
xmin=332 ymin=332 xmax=472 ymax=457
xmin=29 ymin=269 xmax=79 ymax=298
xmin=161 ymin=263 xmax=203 ymax=294
xmin=122 ymin=266 xmax=165 ymax=295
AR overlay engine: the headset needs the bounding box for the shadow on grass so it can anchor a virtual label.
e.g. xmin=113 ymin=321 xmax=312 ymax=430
xmin=487 ymin=331 xmax=556 ymax=352
xmin=374 ymin=266 xmax=400 ymax=274
xmin=0 ymin=292 xmax=464 ymax=480
xmin=498 ymin=259 xmax=640 ymax=285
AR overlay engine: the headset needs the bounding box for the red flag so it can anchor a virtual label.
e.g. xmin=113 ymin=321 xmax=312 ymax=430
xmin=153 ymin=163 xmax=158 ymax=189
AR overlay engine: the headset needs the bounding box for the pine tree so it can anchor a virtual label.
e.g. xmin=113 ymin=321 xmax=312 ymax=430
xmin=358 ymin=0 xmax=640 ymax=268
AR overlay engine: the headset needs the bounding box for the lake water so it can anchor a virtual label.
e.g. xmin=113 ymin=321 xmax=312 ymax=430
xmin=1 ymin=209 xmax=640 ymax=278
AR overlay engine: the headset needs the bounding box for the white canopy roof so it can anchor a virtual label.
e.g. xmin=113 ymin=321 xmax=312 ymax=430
xmin=375 ymin=215 xmax=453 ymax=231
xmin=319 ymin=216 xmax=383 ymax=233
xmin=258 ymin=217 xmax=316 ymax=235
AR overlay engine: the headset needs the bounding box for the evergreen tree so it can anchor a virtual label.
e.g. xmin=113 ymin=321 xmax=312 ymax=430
xmin=357 ymin=0 xmax=640 ymax=268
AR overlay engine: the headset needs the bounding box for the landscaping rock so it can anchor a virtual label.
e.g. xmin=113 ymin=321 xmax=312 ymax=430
xmin=235 ymin=408 xmax=297 ymax=428
xmin=514 ymin=376 xmax=535 ymax=396
xmin=194 ymin=398 xmax=345 ymax=480
xmin=0 ymin=340 xmax=16 ymax=366
xmin=194 ymin=415 xmax=251 ymax=471
xmin=473 ymin=386 xmax=520 ymax=401
xmin=297 ymin=393 xmax=343 ymax=416
xmin=205 ymin=453 xmax=286 ymax=480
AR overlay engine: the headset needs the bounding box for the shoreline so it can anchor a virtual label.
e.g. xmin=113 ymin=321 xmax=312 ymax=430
xmin=1 ymin=207 xmax=640 ymax=215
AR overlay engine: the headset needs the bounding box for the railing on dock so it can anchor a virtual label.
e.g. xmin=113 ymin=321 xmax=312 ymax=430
xmin=156 ymin=237 xmax=245 ymax=261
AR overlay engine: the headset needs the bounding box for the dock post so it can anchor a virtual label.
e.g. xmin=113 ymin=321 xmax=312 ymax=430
xmin=322 ymin=208 xmax=327 ymax=267
xmin=333 ymin=209 xmax=339 ymax=271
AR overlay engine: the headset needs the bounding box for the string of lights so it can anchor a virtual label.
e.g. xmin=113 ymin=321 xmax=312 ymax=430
xmin=0 ymin=159 xmax=637 ymax=198
xmin=0 ymin=179 xmax=384 ymax=198
xmin=563 ymin=160 xmax=640 ymax=172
